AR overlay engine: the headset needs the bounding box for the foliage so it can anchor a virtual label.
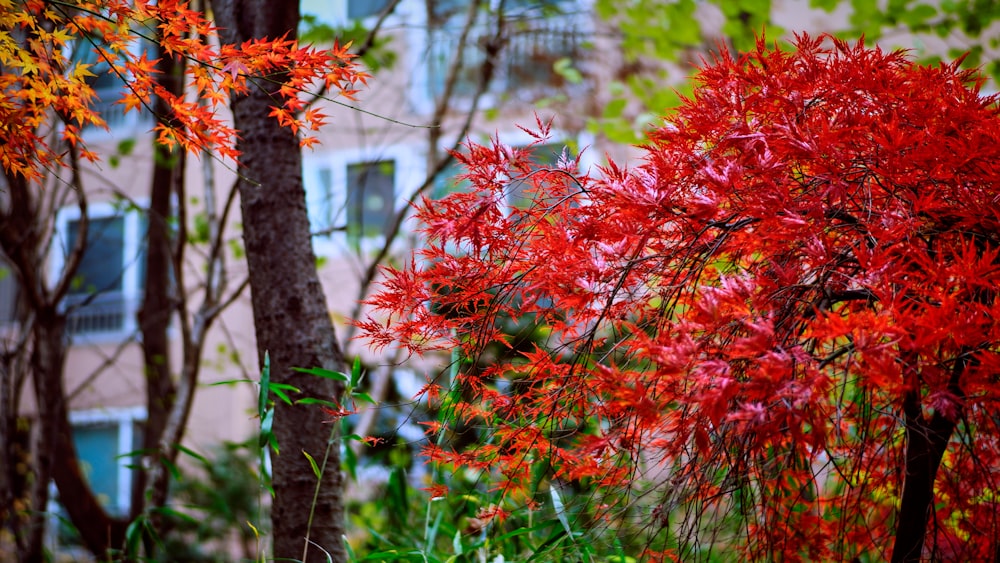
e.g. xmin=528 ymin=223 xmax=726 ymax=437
xmin=592 ymin=0 xmax=1000 ymax=143
xmin=362 ymin=35 xmax=1000 ymax=561
xmin=157 ymin=441 xmax=269 ymax=563
xmin=0 ymin=0 xmax=366 ymax=180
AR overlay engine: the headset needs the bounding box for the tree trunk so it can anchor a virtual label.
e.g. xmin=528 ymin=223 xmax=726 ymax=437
xmin=890 ymin=391 xmax=957 ymax=562
xmin=33 ymin=307 xmax=127 ymax=557
xmin=133 ymin=26 xmax=184 ymax=521
xmin=213 ymin=2 xmax=348 ymax=561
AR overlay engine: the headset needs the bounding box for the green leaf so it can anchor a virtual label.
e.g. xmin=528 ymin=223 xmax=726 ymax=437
xmin=270 ymin=387 xmax=293 ymax=405
xmin=124 ymin=516 xmax=146 ymax=558
xmin=259 ymin=352 xmax=271 ymax=416
xmin=151 ymin=505 xmax=199 ymax=526
xmin=602 ymin=97 xmax=627 ymax=120
xmin=161 ymin=457 xmax=181 ymax=480
xmin=303 ymin=449 xmax=321 ymax=479
xmin=350 ymin=356 xmax=364 ymax=387
xmin=117 ymin=138 xmax=136 ymax=156
xmin=553 ymin=57 xmax=583 ymax=84
xmin=292 ymin=366 xmax=348 ymax=381
xmin=901 ymin=4 xmax=938 ymax=27
xmin=259 ymin=408 xmax=274 ymax=448
xmin=208 ymin=378 xmax=254 ymax=386
xmin=352 ymin=391 xmax=376 ymax=405
xmin=267 ymin=431 xmax=280 ymax=456
xmin=343 ymin=438 xmax=358 ymax=481
xmin=296 ymin=397 xmax=340 ymax=408
xmin=344 ymin=536 xmax=357 ymax=562
xmin=268 ymin=382 xmax=299 ymax=405
xmin=550 ymin=486 xmax=573 ymax=537
xmin=173 ymin=443 xmax=208 ymax=465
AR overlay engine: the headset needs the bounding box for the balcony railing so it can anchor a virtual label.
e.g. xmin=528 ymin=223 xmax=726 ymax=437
xmin=427 ymin=7 xmax=589 ymax=100
xmin=64 ymin=292 xmax=134 ymax=336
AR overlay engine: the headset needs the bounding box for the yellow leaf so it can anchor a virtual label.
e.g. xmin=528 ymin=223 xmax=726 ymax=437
xmin=17 ymin=50 xmax=38 ymax=74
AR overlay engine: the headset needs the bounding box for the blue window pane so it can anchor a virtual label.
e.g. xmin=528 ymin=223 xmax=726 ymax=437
xmin=348 ymin=0 xmax=390 ymax=19
xmin=67 ymin=216 xmax=125 ymax=295
xmin=73 ymin=424 xmax=120 ymax=513
xmin=347 ymin=161 xmax=395 ymax=239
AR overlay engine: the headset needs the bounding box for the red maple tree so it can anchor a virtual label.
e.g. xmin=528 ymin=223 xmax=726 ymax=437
xmin=361 ymin=35 xmax=1000 ymax=561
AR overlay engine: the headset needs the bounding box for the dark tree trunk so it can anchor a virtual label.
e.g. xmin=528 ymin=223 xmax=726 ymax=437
xmin=133 ymin=26 xmax=185 ymax=520
xmin=891 ymin=360 xmax=964 ymax=563
xmin=213 ymin=2 xmax=347 ymax=561
xmin=1 ymin=173 xmax=128 ymax=560
xmin=33 ymin=307 xmax=127 ymax=557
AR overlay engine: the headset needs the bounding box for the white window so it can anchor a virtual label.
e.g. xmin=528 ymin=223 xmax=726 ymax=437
xmin=53 ymin=202 xmax=147 ymax=340
xmin=424 ymin=0 xmax=588 ymax=104
xmin=69 ymin=36 xmax=154 ymax=134
xmin=304 ymin=145 xmax=423 ymax=254
xmin=433 ymin=132 xmax=592 ymax=208
xmin=347 ymin=160 xmax=396 ymax=240
xmin=68 ymin=407 xmax=146 ymax=516
xmin=49 ymin=407 xmax=145 ymax=552
xmin=0 ymin=256 xmax=19 ymax=327
xmin=300 ymin=0 xmax=404 ymax=27
xmin=348 ymin=0 xmax=391 ymax=19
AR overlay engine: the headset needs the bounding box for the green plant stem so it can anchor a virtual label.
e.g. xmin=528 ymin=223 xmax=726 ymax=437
xmin=302 ymin=420 xmax=341 ymax=563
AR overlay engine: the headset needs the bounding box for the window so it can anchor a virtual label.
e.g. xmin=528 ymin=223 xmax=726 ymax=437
xmin=0 ymin=256 xmax=20 ymax=326
xmin=69 ymin=38 xmax=153 ymax=132
xmin=507 ymin=143 xmax=564 ymax=208
xmin=51 ymin=408 xmax=145 ymax=548
xmin=432 ymin=158 xmax=468 ymax=199
xmin=347 ymin=160 xmax=395 ymax=241
xmin=303 ymin=146 xmax=422 ymax=255
xmin=434 ymin=142 xmax=567 ymax=206
xmin=303 ymin=160 xmax=397 ymax=243
xmin=54 ymin=203 xmax=147 ymax=339
xmin=71 ymin=415 xmax=144 ymax=516
xmin=300 ymin=0 xmax=400 ymax=28
xmin=348 ymin=0 xmax=391 ymax=19
xmin=426 ymin=0 xmax=586 ymax=101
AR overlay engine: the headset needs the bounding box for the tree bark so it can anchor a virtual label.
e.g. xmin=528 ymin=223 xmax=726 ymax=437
xmin=133 ymin=33 xmax=184 ymax=520
xmin=1 ymin=166 xmax=129 ymax=559
xmin=33 ymin=306 xmax=127 ymax=556
xmin=890 ymin=352 xmax=968 ymax=563
xmin=213 ymin=1 xmax=348 ymax=561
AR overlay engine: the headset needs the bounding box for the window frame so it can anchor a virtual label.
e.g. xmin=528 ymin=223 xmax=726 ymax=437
xmin=67 ymin=406 xmax=147 ymax=516
xmin=416 ymin=0 xmax=591 ymax=114
xmin=303 ymin=144 xmax=424 ymax=256
xmin=52 ymin=201 xmax=147 ymax=343
xmin=433 ymin=128 xmax=596 ymax=207
xmin=46 ymin=406 xmax=146 ymax=554
xmin=67 ymin=33 xmax=155 ymax=139
xmin=300 ymin=0 xmax=410 ymax=28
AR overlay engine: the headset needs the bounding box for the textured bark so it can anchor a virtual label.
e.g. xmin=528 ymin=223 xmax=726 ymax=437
xmin=0 ymin=173 xmax=48 ymax=563
xmin=134 ymin=35 xmax=184 ymax=519
xmin=891 ymin=352 xmax=968 ymax=562
xmin=0 ymin=170 xmax=128 ymax=559
xmin=890 ymin=389 xmax=956 ymax=562
xmin=33 ymin=306 xmax=127 ymax=556
xmin=213 ymin=1 xmax=347 ymax=561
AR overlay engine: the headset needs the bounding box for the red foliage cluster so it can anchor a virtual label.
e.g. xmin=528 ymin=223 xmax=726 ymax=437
xmin=362 ymin=35 xmax=1000 ymax=560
